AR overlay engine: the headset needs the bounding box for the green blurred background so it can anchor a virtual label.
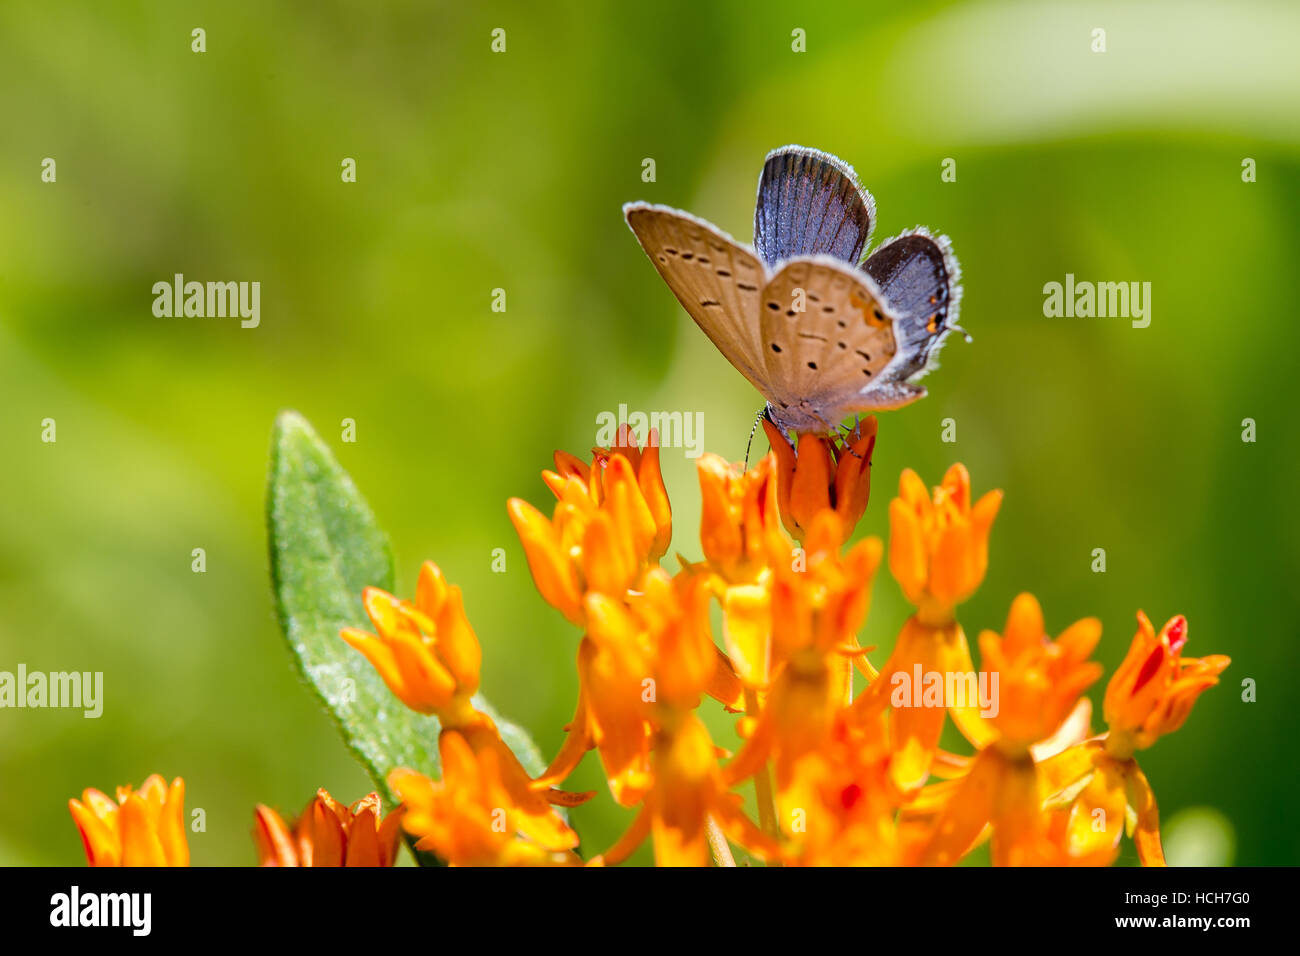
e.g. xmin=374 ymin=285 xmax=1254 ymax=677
xmin=2 ymin=0 xmax=1297 ymax=866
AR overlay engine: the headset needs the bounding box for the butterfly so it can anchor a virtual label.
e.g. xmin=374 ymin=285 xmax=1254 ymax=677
xmin=624 ymin=145 xmax=962 ymax=438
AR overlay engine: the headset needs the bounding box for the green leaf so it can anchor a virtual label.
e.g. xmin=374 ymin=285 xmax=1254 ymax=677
xmin=265 ymin=410 xmax=549 ymax=861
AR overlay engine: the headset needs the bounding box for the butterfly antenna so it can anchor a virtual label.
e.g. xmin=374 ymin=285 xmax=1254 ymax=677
xmin=744 ymin=406 xmax=767 ymax=471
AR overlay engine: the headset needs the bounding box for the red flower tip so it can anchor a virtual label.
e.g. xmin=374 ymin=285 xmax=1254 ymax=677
xmin=840 ymin=783 xmax=863 ymax=811
xmin=1166 ymin=615 xmax=1187 ymax=652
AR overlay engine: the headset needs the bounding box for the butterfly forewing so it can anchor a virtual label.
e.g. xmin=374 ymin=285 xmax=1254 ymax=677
xmin=754 ymin=146 xmax=875 ymax=268
xmin=759 ymin=257 xmax=898 ymax=422
xmin=624 ymin=203 xmax=771 ymax=392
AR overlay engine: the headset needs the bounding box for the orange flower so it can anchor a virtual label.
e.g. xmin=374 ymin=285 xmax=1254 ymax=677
xmin=777 ymin=703 xmax=905 ymax=866
xmin=871 ymin=615 xmax=989 ymax=792
xmin=695 ymin=453 xmax=786 ymax=686
xmin=323 ymin=421 xmax=1228 ymax=868
xmin=762 ymin=415 xmax=877 ymax=541
xmin=888 ymin=464 xmax=1001 ymax=619
xmin=871 ymin=464 xmax=1003 ymax=792
xmin=509 ymin=427 xmax=671 ymax=625
xmin=1039 ymin=612 xmax=1230 ymax=867
xmin=391 ymin=730 xmax=582 ymax=866
xmin=697 ymin=452 xmax=786 ymax=584
xmin=595 ymin=425 xmax=673 ymax=559
xmin=915 ymin=596 xmax=1106 ymax=865
xmin=538 ymin=570 xmax=718 ymax=806
xmin=918 ymin=746 xmax=1117 ymax=866
xmin=341 ymin=561 xmax=481 ymax=723
xmin=978 ymin=593 xmax=1104 ymax=753
xmin=253 ymin=790 xmax=405 ymax=867
xmin=69 ymin=774 xmax=188 ymax=867
xmin=726 ymin=517 xmax=884 ymax=791
xmin=344 ymin=562 xmax=593 ymax=816
xmin=1103 ymin=611 xmax=1230 ymax=755
xmin=627 ymin=569 xmax=719 ymax=712
xmin=540 ymin=618 xmax=655 ymax=807
xmin=602 ymin=712 xmax=777 ymax=867
xmin=1038 ymin=736 xmax=1169 ymax=866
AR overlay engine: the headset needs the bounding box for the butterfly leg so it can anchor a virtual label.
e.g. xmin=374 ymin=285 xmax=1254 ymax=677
xmin=837 ymin=416 xmax=868 ymax=461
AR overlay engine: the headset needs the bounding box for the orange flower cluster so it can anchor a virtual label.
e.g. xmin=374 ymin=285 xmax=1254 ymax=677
xmin=69 ymin=424 xmax=1229 ymax=868
xmin=337 ymin=422 xmax=1228 ymax=866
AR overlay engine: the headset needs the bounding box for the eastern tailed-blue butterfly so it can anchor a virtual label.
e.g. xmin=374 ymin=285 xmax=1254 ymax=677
xmin=624 ymin=145 xmax=963 ymax=438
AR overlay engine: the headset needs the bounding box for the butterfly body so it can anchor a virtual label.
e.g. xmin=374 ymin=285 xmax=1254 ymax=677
xmin=625 ymin=146 xmax=961 ymax=437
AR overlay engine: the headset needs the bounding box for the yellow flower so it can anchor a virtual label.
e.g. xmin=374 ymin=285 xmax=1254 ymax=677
xmin=390 ymin=730 xmax=582 ymax=866
xmin=341 ymin=561 xmax=481 ymax=724
xmin=509 ymin=428 xmax=671 ymax=625
xmin=253 ymin=789 xmax=406 ymax=867
xmin=888 ymin=464 xmax=1001 ymax=619
xmin=762 ymin=415 xmax=877 ymax=541
xmin=69 ymin=774 xmax=188 ymax=867
xmin=1103 ymin=611 xmax=1230 ymax=756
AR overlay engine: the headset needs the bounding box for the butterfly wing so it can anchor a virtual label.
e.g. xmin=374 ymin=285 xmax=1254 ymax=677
xmin=753 ymin=145 xmax=875 ymax=268
xmin=624 ymin=202 xmax=772 ymax=395
xmin=861 ymin=228 xmax=962 ymax=385
xmin=758 ymin=256 xmax=906 ymax=428
xmin=625 ymin=156 xmax=962 ymax=434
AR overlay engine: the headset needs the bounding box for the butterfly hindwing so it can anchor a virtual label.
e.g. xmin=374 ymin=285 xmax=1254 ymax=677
xmin=758 ymin=256 xmax=899 ymax=425
xmin=754 ymin=146 xmax=876 ymax=268
xmin=624 ymin=202 xmax=771 ymax=393
xmin=861 ymin=229 xmax=961 ymax=384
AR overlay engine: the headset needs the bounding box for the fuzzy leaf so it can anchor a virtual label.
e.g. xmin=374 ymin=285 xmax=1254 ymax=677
xmin=266 ymin=411 xmax=549 ymax=862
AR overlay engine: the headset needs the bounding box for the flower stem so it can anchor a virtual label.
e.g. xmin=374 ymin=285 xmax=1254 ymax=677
xmin=743 ymin=687 xmax=782 ymax=866
xmin=706 ymin=816 xmax=736 ymax=867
